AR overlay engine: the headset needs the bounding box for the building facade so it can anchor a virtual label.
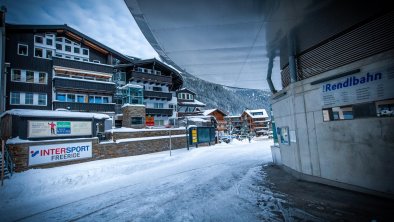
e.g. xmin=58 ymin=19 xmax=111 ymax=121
xmin=203 ymin=108 xmax=227 ymax=134
xmin=176 ymin=88 xmax=206 ymax=118
xmin=114 ymin=58 xmax=183 ymax=127
xmin=241 ymin=109 xmax=270 ymax=136
xmin=4 ymin=24 xmax=131 ymax=116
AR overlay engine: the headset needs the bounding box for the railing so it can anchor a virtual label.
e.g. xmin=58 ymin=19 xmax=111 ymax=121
xmin=130 ymin=71 xmax=172 ymax=85
xmin=53 ymin=77 xmax=116 ymax=94
xmin=144 ymin=90 xmax=172 ymax=100
xmin=53 ymin=57 xmax=113 ymax=73
xmin=1 ymin=145 xmax=14 ymax=181
xmin=53 ymin=101 xmax=115 ymax=112
xmin=146 ymin=108 xmax=173 ymax=116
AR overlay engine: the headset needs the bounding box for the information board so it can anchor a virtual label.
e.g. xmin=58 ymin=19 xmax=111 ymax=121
xmin=28 ymin=121 xmax=92 ymax=138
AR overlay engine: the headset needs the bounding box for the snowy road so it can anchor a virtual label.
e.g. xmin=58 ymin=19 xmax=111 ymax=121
xmin=0 ymin=139 xmax=275 ymax=222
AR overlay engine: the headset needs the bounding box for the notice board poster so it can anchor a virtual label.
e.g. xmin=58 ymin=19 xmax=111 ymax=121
xmin=28 ymin=121 xmax=92 ymax=138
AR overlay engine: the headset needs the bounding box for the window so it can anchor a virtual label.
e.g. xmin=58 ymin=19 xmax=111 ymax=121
xmin=154 ymin=103 xmax=164 ymax=108
xmin=35 ymin=35 xmax=43 ymax=44
xmin=74 ymin=47 xmax=80 ymax=54
xmin=82 ymin=48 xmax=89 ymax=55
xmin=376 ymin=99 xmax=394 ymax=117
xmin=65 ymin=56 xmax=71 ymax=59
xmin=103 ymin=97 xmax=109 ymax=103
xmin=323 ymin=106 xmax=353 ymax=122
xmin=11 ymin=69 xmax=21 ymax=81
xmin=18 ymin=44 xmax=28 ymax=56
xmin=25 ymin=93 xmax=34 ymax=105
xmin=93 ymin=60 xmax=100 ymax=64
xmin=34 ymin=47 xmax=43 ymax=58
xmin=67 ymin=94 xmax=75 ymax=102
xmin=38 ymin=72 xmax=47 ymax=84
xmin=95 ymin=97 xmax=103 ymax=104
xmin=46 ymin=38 xmax=53 ymax=46
xmin=89 ymin=96 xmax=95 ymax=103
xmin=76 ymin=95 xmax=85 ymax=103
xmin=152 ymin=86 xmax=162 ymax=92
xmin=74 ymin=57 xmax=80 ymax=61
xmin=26 ymin=71 xmax=34 ymax=83
xmin=10 ymin=92 xmax=20 ymax=104
xmin=56 ymin=37 xmax=62 ymax=42
xmin=38 ymin=94 xmax=47 ymax=106
xmin=55 ymin=53 xmax=62 ymax=57
xmin=46 ymin=50 xmax=52 ymax=59
xmin=65 ymin=39 xmax=72 ymax=44
xmin=131 ymin=117 xmax=143 ymax=125
xmin=56 ymin=44 xmax=62 ymax=50
xmin=56 ymin=94 xmax=66 ymax=101
xmin=83 ymin=59 xmax=89 ymax=62
xmin=65 ymin=45 xmax=71 ymax=52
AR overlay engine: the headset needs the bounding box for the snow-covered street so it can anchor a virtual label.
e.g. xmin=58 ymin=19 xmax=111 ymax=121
xmin=0 ymin=139 xmax=274 ymax=222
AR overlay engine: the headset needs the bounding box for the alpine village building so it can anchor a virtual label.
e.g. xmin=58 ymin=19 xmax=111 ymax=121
xmin=4 ymin=24 xmax=184 ymax=127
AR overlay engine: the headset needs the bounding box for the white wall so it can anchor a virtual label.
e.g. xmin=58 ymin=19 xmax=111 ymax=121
xmin=272 ymin=50 xmax=394 ymax=195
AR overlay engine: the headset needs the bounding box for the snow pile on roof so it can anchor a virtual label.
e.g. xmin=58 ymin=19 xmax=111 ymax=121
xmin=188 ymin=117 xmax=210 ymax=123
xmin=1 ymin=109 xmax=109 ymax=119
xmin=203 ymin=109 xmax=217 ymax=116
xmin=180 ymin=99 xmax=206 ymax=106
xmin=119 ymin=83 xmax=143 ymax=89
xmin=121 ymin=103 xmax=146 ymax=108
xmin=244 ymin=109 xmax=268 ymax=118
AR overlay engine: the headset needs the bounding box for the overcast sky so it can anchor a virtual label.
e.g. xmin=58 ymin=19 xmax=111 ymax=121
xmin=2 ymin=0 xmax=159 ymax=59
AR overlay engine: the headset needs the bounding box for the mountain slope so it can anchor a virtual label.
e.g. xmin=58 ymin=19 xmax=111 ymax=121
xmin=181 ymin=73 xmax=271 ymax=116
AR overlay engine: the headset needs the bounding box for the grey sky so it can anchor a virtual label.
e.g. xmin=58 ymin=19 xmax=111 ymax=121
xmin=2 ymin=0 xmax=159 ymax=59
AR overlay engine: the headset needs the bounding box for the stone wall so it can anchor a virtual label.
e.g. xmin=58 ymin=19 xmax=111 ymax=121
xmin=122 ymin=105 xmax=146 ymax=128
xmin=7 ymin=129 xmax=187 ymax=172
xmin=108 ymin=129 xmax=186 ymax=141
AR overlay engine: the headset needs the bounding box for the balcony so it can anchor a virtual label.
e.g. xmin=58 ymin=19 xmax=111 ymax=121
xmin=53 ymin=57 xmax=113 ymax=73
xmin=53 ymin=77 xmax=116 ymax=94
xmin=130 ymin=71 xmax=172 ymax=85
xmin=53 ymin=101 xmax=115 ymax=112
xmin=144 ymin=90 xmax=172 ymax=100
xmin=146 ymin=108 xmax=173 ymax=116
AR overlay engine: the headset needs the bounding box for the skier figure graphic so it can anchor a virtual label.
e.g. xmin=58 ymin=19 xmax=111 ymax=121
xmin=48 ymin=121 xmax=56 ymax=135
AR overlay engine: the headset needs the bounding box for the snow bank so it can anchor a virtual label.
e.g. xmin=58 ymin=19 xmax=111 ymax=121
xmin=1 ymin=109 xmax=109 ymax=119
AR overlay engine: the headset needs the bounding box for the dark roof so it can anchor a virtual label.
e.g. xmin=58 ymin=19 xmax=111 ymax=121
xmin=6 ymin=23 xmax=134 ymax=63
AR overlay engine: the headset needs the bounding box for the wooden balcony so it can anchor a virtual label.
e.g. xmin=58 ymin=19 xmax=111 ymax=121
xmin=146 ymin=108 xmax=173 ymax=116
xmin=53 ymin=57 xmax=113 ymax=73
xmin=130 ymin=71 xmax=172 ymax=85
xmin=53 ymin=101 xmax=115 ymax=112
xmin=53 ymin=77 xmax=116 ymax=94
xmin=144 ymin=90 xmax=172 ymax=100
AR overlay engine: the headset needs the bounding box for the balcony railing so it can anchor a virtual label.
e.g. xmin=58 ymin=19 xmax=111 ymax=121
xmin=53 ymin=57 xmax=113 ymax=73
xmin=144 ymin=90 xmax=172 ymax=100
xmin=130 ymin=71 xmax=172 ymax=85
xmin=53 ymin=101 xmax=115 ymax=112
xmin=53 ymin=77 xmax=116 ymax=94
xmin=146 ymin=108 xmax=173 ymax=116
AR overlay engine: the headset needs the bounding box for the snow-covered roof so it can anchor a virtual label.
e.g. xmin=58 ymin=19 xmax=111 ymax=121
xmin=179 ymin=99 xmax=206 ymax=107
xmin=1 ymin=109 xmax=110 ymax=119
xmin=119 ymin=83 xmax=143 ymax=89
xmin=226 ymin=115 xmax=241 ymax=118
xmin=244 ymin=109 xmax=268 ymax=119
xmin=203 ymin=109 xmax=217 ymax=116
xmin=121 ymin=103 xmax=146 ymax=108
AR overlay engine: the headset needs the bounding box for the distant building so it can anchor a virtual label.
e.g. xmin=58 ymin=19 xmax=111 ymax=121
xmin=4 ymin=24 xmax=131 ymax=116
xmin=225 ymin=115 xmax=242 ymax=134
xmin=114 ymin=58 xmax=183 ymax=127
xmin=203 ymin=108 xmax=227 ymax=133
xmin=241 ymin=109 xmax=270 ymax=136
xmin=176 ymin=88 xmax=206 ymax=118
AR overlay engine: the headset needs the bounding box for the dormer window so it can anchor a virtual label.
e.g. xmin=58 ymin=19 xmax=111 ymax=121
xmin=34 ymin=35 xmax=43 ymax=44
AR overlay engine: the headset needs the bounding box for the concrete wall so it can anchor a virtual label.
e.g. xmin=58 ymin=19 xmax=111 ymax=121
xmin=272 ymin=50 xmax=394 ymax=196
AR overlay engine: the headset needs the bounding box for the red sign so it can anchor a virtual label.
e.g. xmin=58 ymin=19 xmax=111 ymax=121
xmin=146 ymin=116 xmax=154 ymax=126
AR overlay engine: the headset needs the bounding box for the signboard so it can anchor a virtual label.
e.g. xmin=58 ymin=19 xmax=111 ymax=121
xmin=191 ymin=129 xmax=197 ymax=143
xmin=321 ymin=63 xmax=394 ymax=108
xmin=28 ymin=121 xmax=92 ymax=138
xmin=146 ymin=116 xmax=154 ymax=127
xmin=29 ymin=141 xmax=92 ymax=166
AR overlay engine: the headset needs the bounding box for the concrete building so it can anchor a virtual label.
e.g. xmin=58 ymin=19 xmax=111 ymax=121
xmin=124 ymin=0 xmax=394 ymax=197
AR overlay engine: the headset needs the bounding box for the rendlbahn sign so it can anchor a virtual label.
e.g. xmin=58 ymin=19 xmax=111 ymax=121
xmin=321 ymin=62 xmax=394 ymax=108
xmin=28 ymin=142 xmax=92 ymax=166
